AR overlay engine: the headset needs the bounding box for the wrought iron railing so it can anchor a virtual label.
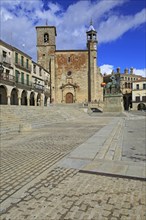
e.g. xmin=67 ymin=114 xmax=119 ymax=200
xmin=15 ymin=58 xmax=31 ymax=72
xmin=0 ymin=73 xmax=15 ymax=83
xmin=32 ymin=83 xmax=44 ymax=92
xmin=0 ymin=73 xmax=45 ymax=92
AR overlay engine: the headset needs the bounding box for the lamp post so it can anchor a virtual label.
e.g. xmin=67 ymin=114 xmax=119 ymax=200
xmin=0 ymin=63 xmax=4 ymax=74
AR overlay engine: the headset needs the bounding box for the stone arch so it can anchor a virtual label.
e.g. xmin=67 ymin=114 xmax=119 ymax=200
xmin=66 ymin=92 xmax=73 ymax=103
xmin=30 ymin=92 xmax=35 ymax=106
xmin=137 ymin=103 xmax=146 ymax=111
xmin=0 ymin=85 xmax=7 ymax=105
xmin=44 ymin=95 xmax=48 ymax=106
xmin=37 ymin=93 xmax=41 ymax=106
xmin=10 ymin=88 xmax=18 ymax=105
xmin=123 ymin=94 xmax=132 ymax=110
xmin=128 ymin=95 xmax=132 ymax=109
xmin=123 ymin=96 xmax=127 ymax=110
xmin=44 ymin=33 xmax=49 ymax=43
xmin=21 ymin=90 xmax=27 ymax=105
xmin=128 ymin=83 xmax=131 ymax=89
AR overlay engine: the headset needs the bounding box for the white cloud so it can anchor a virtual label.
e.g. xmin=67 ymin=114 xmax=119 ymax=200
xmin=133 ymin=68 xmax=146 ymax=77
xmin=56 ymin=0 xmax=127 ymax=50
xmin=100 ymin=65 xmax=146 ymax=78
xmin=0 ymin=0 xmax=128 ymax=58
xmin=0 ymin=0 xmax=145 ymax=69
xmin=47 ymin=2 xmax=62 ymax=14
xmin=98 ymin=8 xmax=146 ymax=43
xmin=100 ymin=64 xmax=114 ymax=74
xmin=1 ymin=8 xmax=13 ymax=21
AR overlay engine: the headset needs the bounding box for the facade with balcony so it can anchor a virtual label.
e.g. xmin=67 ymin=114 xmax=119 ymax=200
xmin=0 ymin=40 xmax=50 ymax=106
xmin=103 ymin=67 xmax=143 ymax=110
xmin=132 ymin=78 xmax=146 ymax=110
xmin=32 ymin=61 xmax=50 ymax=106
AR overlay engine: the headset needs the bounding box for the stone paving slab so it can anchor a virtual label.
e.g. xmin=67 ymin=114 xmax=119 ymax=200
xmin=58 ymin=157 xmax=146 ymax=180
xmin=58 ymin=114 xmax=146 ymax=180
xmin=80 ymin=159 xmax=146 ymax=180
xmin=68 ymin=118 xmax=121 ymax=160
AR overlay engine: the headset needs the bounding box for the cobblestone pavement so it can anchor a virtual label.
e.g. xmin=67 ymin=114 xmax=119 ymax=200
xmin=1 ymin=167 xmax=146 ymax=220
xmin=0 ymin=116 xmax=146 ymax=220
xmin=1 ymin=119 xmax=106 ymax=203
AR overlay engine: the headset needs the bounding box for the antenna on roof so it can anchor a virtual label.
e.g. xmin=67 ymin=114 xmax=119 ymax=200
xmin=46 ymin=19 xmax=48 ymax=26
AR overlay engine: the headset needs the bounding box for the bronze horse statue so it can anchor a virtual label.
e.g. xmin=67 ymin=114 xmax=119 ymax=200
xmin=105 ymin=74 xmax=120 ymax=94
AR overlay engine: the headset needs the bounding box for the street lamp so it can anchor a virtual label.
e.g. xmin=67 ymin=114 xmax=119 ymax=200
xmin=0 ymin=63 xmax=4 ymax=74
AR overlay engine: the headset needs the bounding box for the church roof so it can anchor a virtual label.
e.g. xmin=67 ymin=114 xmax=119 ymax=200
xmin=88 ymin=24 xmax=95 ymax=31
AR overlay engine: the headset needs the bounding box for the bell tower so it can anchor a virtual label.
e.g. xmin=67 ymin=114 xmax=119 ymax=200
xmin=36 ymin=25 xmax=57 ymax=70
xmin=36 ymin=25 xmax=57 ymax=103
xmin=86 ymin=20 xmax=98 ymax=102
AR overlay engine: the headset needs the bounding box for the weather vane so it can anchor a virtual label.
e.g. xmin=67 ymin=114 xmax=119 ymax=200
xmin=90 ymin=18 xmax=93 ymax=25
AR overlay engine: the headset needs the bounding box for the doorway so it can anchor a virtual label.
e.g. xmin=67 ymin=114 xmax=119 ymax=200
xmin=66 ymin=93 xmax=73 ymax=103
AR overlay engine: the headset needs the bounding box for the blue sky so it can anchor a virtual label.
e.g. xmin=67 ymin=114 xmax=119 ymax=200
xmin=0 ymin=0 xmax=146 ymax=76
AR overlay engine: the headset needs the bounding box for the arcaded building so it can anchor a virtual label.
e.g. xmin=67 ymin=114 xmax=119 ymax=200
xmin=0 ymin=40 xmax=50 ymax=106
xmin=36 ymin=22 xmax=103 ymax=104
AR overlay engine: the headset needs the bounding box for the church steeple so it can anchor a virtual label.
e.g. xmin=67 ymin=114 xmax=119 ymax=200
xmin=88 ymin=19 xmax=95 ymax=31
xmin=86 ymin=20 xmax=97 ymax=49
xmin=86 ymin=20 xmax=98 ymax=102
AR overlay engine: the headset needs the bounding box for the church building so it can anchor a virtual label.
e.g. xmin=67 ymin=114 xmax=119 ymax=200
xmin=36 ymin=22 xmax=103 ymax=104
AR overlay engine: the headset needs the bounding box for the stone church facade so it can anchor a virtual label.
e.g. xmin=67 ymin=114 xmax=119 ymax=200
xmin=36 ymin=23 xmax=103 ymax=104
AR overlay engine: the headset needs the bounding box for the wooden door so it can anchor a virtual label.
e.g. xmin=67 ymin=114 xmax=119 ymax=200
xmin=66 ymin=93 xmax=73 ymax=103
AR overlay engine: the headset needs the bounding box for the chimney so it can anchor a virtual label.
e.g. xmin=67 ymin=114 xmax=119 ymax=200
xmin=130 ymin=67 xmax=134 ymax=74
xmin=117 ymin=67 xmax=120 ymax=73
xmin=124 ymin=68 xmax=128 ymax=74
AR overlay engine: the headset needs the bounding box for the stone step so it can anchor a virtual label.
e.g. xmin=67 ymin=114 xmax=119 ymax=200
xmin=0 ymin=105 xmax=89 ymax=135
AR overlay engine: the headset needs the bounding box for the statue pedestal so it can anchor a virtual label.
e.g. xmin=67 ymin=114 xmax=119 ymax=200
xmin=103 ymin=94 xmax=123 ymax=112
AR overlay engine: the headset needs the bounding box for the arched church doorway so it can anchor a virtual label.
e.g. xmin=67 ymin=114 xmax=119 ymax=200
xmin=66 ymin=93 xmax=73 ymax=103
xmin=0 ymin=85 xmax=7 ymax=104
xmin=11 ymin=88 xmax=18 ymax=105
xmin=21 ymin=90 xmax=27 ymax=105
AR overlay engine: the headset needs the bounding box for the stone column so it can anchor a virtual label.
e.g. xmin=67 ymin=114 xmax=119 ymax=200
xmin=7 ymin=96 xmax=11 ymax=105
xmin=27 ymin=98 xmax=30 ymax=106
xmin=34 ymin=98 xmax=37 ymax=106
xmin=18 ymin=97 xmax=21 ymax=106
xmin=47 ymin=97 xmax=50 ymax=106
xmin=41 ymin=94 xmax=44 ymax=107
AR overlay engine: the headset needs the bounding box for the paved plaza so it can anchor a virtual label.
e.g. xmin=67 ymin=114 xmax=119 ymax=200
xmin=0 ymin=111 xmax=146 ymax=220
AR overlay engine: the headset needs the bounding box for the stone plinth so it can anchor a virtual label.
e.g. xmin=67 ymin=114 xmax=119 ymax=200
xmin=103 ymin=94 xmax=123 ymax=112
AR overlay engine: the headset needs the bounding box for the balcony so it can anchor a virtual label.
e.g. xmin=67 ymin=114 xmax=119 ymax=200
xmin=16 ymin=79 xmax=32 ymax=90
xmin=0 ymin=73 xmax=15 ymax=86
xmin=0 ymin=72 xmax=46 ymax=93
xmin=15 ymin=58 xmax=31 ymax=72
xmin=0 ymin=55 xmax=12 ymax=68
xmin=32 ymin=83 xmax=44 ymax=92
